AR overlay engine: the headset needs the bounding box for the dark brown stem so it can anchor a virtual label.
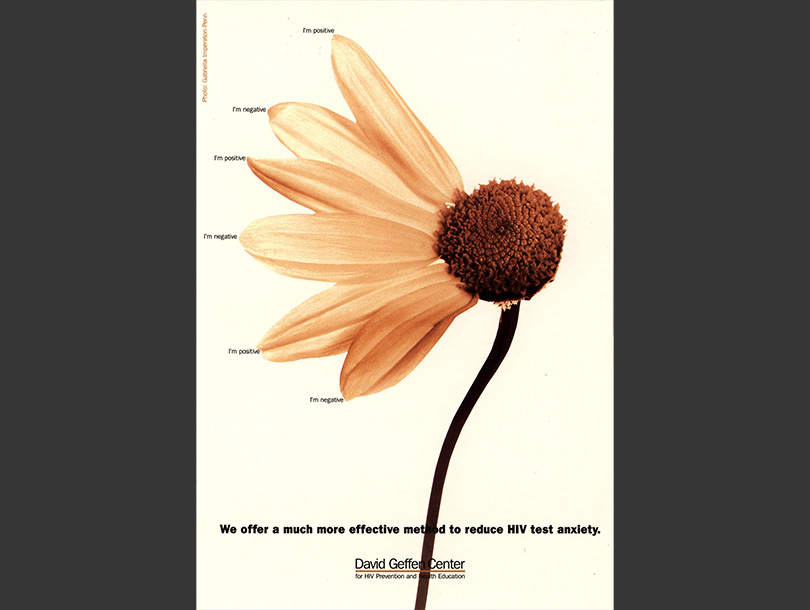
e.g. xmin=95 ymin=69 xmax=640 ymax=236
xmin=414 ymin=302 xmax=521 ymax=610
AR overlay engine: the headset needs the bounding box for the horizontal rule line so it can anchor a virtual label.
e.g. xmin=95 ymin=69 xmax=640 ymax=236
xmin=355 ymin=570 xmax=466 ymax=573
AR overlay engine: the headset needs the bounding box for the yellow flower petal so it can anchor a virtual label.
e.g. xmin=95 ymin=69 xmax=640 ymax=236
xmin=246 ymin=157 xmax=439 ymax=234
xmin=267 ymin=102 xmax=438 ymax=211
xmin=239 ymin=213 xmax=437 ymax=282
xmin=339 ymin=277 xmax=477 ymax=400
xmin=331 ymin=35 xmax=464 ymax=206
xmin=258 ymin=265 xmax=456 ymax=361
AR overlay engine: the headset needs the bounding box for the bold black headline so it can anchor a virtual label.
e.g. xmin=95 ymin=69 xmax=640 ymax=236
xmin=219 ymin=523 xmax=600 ymax=536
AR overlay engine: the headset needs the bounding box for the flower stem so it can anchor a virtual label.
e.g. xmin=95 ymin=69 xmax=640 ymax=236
xmin=414 ymin=302 xmax=521 ymax=610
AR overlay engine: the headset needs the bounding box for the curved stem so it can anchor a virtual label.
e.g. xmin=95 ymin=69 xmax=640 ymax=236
xmin=414 ymin=302 xmax=521 ymax=610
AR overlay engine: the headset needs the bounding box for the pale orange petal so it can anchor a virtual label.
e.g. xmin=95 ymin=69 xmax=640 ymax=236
xmin=267 ymin=102 xmax=437 ymax=211
xmin=258 ymin=265 xmax=456 ymax=361
xmin=239 ymin=213 xmax=437 ymax=282
xmin=331 ymin=35 xmax=464 ymax=207
xmin=246 ymin=157 xmax=439 ymax=234
xmin=339 ymin=275 xmax=477 ymax=400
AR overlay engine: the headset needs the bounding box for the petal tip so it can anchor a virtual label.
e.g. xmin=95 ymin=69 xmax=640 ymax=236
xmin=267 ymin=101 xmax=298 ymax=124
xmin=338 ymin=373 xmax=364 ymax=402
xmin=237 ymin=228 xmax=251 ymax=250
xmin=331 ymin=34 xmax=362 ymax=63
xmin=266 ymin=103 xmax=283 ymax=122
xmin=339 ymin=355 xmax=372 ymax=401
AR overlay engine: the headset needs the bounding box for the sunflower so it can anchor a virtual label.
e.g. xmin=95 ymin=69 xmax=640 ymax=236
xmin=240 ymin=35 xmax=565 ymax=401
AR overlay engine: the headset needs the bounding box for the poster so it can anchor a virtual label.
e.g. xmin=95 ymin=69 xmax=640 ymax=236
xmin=197 ymin=1 xmax=613 ymax=608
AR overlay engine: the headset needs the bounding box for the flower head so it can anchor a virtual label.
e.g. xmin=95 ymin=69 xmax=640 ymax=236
xmin=241 ymin=35 xmax=565 ymax=400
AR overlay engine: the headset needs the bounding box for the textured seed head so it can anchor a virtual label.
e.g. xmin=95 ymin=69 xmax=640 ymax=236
xmin=436 ymin=179 xmax=566 ymax=303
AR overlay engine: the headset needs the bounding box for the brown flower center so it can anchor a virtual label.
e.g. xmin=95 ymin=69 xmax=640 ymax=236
xmin=436 ymin=179 xmax=566 ymax=303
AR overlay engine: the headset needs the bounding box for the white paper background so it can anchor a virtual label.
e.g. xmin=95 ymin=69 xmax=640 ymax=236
xmin=197 ymin=1 xmax=613 ymax=608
